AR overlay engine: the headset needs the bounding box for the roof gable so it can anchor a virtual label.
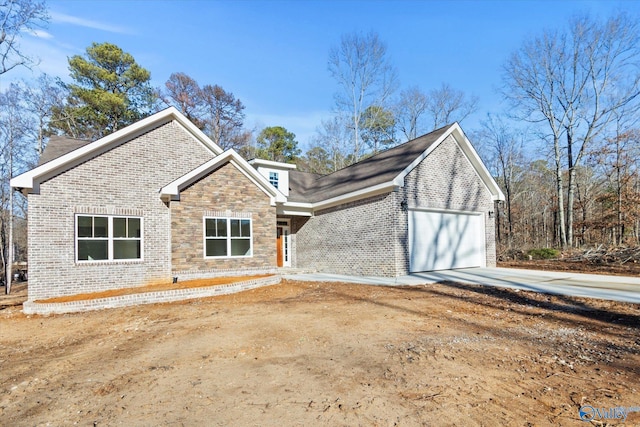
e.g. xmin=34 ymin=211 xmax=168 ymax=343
xmin=294 ymin=125 xmax=451 ymax=204
xmin=11 ymin=107 xmax=223 ymax=193
xmin=393 ymin=123 xmax=505 ymax=201
xmin=160 ymin=149 xmax=286 ymax=206
xmin=287 ymin=123 xmax=504 ymax=210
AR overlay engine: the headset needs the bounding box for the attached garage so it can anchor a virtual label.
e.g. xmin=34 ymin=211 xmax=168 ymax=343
xmin=409 ymin=209 xmax=486 ymax=272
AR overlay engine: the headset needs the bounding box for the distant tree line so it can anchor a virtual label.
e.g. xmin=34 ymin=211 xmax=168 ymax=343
xmin=479 ymin=13 xmax=640 ymax=253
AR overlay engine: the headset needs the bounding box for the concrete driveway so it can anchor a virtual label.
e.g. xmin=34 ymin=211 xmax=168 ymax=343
xmin=284 ymin=267 xmax=640 ymax=303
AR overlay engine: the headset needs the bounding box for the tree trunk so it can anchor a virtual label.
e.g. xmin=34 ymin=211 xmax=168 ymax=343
xmin=554 ymin=135 xmax=567 ymax=248
xmin=566 ymin=167 xmax=577 ymax=248
xmin=565 ymin=129 xmax=575 ymax=248
xmin=615 ymin=138 xmax=624 ymax=245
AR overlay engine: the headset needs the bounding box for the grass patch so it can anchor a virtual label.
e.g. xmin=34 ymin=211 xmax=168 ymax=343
xmin=526 ymin=248 xmax=560 ymax=260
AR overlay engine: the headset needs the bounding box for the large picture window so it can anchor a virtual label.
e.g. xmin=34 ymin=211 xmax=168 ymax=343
xmin=76 ymin=215 xmax=142 ymax=261
xmin=204 ymin=217 xmax=252 ymax=258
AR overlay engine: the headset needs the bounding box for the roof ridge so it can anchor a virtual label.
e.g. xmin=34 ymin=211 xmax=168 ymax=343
xmin=314 ymin=123 xmax=454 ymax=180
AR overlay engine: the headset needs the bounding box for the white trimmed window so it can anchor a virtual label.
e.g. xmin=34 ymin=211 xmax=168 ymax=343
xmin=76 ymin=215 xmax=142 ymax=261
xmin=204 ymin=217 xmax=252 ymax=258
xmin=269 ymin=171 xmax=279 ymax=189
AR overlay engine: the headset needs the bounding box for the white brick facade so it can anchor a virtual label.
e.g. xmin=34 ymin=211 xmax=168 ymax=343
xmin=17 ymin=110 xmax=500 ymax=304
xmin=292 ymin=135 xmax=497 ymax=277
xmin=27 ymin=121 xmax=215 ymax=300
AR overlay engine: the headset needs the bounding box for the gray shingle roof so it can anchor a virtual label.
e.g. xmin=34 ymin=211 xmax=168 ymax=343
xmin=35 ymin=125 xmax=454 ymax=206
xmin=289 ymin=124 xmax=453 ymax=203
xmin=38 ymin=136 xmax=91 ymax=166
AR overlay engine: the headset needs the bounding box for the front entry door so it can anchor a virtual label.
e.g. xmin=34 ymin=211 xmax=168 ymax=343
xmin=276 ymin=227 xmax=284 ymax=267
xmin=276 ymin=224 xmax=291 ymax=267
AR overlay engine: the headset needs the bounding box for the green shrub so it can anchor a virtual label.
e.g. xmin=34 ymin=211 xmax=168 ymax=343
xmin=526 ymin=248 xmax=560 ymax=260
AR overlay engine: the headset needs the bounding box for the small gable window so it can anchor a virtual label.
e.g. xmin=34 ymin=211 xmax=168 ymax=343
xmin=269 ymin=171 xmax=279 ymax=189
xmin=76 ymin=215 xmax=142 ymax=262
xmin=204 ymin=217 xmax=252 ymax=258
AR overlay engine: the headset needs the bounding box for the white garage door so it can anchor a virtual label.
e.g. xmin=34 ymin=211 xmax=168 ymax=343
xmin=409 ymin=209 xmax=485 ymax=272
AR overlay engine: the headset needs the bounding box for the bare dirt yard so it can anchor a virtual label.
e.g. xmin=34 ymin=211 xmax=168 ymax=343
xmin=1 ymin=279 xmax=639 ymax=426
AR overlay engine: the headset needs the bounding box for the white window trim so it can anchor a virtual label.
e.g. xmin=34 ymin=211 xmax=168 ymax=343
xmin=269 ymin=171 xmax=279 ymax=189
xmin=75 ymin=214 xmax=144 ymax=263
xmin=203 ymin=217 xmax=254 ymax=259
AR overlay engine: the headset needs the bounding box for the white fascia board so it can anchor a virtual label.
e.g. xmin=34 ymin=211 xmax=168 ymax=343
xmin=160 ymin=149 xmax=287 ymax=205
xmin=229 ymin=159 xmax=287 ymax=205
xmin=392 ymin=123 xmax=505 ymax=201
xmin=311 ymin=181 xmax=398 ymax=211
xmin=284 ymin=201 xmax=313 ymax=209
xmin=159 ymin=151 xmax=233 ymax=199
xmin=9 ymin=173 xmax=33 ymax=191
xmin=248 ymin=158 xmax=297 ymax=170
xmin=11 ymin=107 xmax=223 ymax=193
xmin=277 ymin=203 xmax=313 ymax=217
xmin=392 ymin=127 xmax=453 ymax=188
xmin=450 ymin=124 xmax=505 ymax=201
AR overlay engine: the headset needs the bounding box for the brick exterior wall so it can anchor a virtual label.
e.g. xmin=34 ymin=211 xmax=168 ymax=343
xmin=170 ymin=162 xmax=276 ymax=275
xmin=27 ymin=120 xmax=216 ymax=301
xmin=294 ymin=193 xmax=401 ymax=276
xmin=27 ymin=119 xmax=496 ymax=301
xmin=396 ymin=134 xmax=496 ymax=274
xmin=293 ymin=134 xmax=496 ymax=277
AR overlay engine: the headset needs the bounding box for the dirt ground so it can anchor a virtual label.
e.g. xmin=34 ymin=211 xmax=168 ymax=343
xmin=1 ymin=279 xmax=639 ymax=426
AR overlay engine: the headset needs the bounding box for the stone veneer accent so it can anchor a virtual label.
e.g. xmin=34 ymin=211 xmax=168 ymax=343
xmin=26 ymin=120 xmax=216 ymax=301
xmin=170 ymin=162 xmax=276 ymax=274
xmin=294 ymin=134 xmax=496 ymax=277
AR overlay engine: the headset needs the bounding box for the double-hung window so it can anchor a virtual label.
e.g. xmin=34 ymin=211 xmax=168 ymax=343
xmin=76 ymin=215 xmax=142 ymax=261
xmin=269 ymin=171 xmax=279 ymax=189
xmin=204 ymin=217 xmax=252 ymax=258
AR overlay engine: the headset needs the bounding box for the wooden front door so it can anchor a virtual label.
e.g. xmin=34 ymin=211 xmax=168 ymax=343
xmin=276 ymin=226 xmax=283 ymax=267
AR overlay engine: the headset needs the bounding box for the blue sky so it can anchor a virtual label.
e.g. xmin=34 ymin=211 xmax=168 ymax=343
xmin=11 ymin=0 xmax=640 ymax=149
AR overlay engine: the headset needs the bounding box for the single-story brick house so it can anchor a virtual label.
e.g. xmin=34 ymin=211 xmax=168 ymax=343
xmin=11 ymin=107 xmax=504 ymax=301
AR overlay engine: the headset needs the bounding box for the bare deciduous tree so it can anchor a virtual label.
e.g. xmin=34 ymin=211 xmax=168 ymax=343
xmin=426 ymin=83 xmax=478 ymax=130
xmin=161 ymin=73 xmax=251 ymax=152
xmin=311 ymin=115 xmax=351 ymax=172
xmin=395 ymin=86 xmax=428 ymax=141
xmin=0 ymin=0 xmax=48 ymax=75
xmin=161 ymin=72 xmax=203 ymax=126
xmin=503 ymin=12 xmax=640 ymax=247
xmin=328 ymin=31 xmax=398 ymax=162
xmin=476 ymin=114 xmax=525 ymax=247
xmin=201 ymin=84 xmax=250 ymax=151
xmin=0 ymin=82 xmax=31 ymax=293
xmin=22 ymin=73 xmax=66 ymax=156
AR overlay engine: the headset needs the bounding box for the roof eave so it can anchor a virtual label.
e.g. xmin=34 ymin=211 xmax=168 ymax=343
xmin=249 ymin=158 xmax=298 ymax=170
xmin=10 ymin=107 xmax=223 ymax=194
xmin=277 ymin=201 xmax=313 ymax=217
xmin=449 ymin=123 xmax=506 ymax=201
xmin=311 ymin=181 xmax=399 ymax=212
xmin=393 ymin=123 xmax=505 ymax=201
xmin=160 ymin=149 xmax=287 ymax=206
